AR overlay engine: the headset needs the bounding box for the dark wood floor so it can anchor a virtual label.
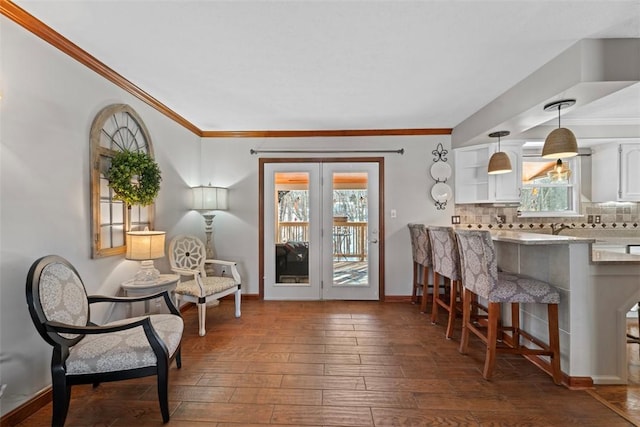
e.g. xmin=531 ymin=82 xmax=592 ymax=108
xmin=18 ymin=300 xmax=639 ymax=426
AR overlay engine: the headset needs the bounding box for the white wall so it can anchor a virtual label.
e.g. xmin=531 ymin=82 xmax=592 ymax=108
xmin=0 ymin=16 xmax=452 ymax=418
xmin=0 ymin=18 xmax=202 ymax=415
xmin=201 ymin=136 xmax=453 ymax=297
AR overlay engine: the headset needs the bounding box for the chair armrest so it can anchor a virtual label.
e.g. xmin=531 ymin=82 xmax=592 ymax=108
xmin=89 ymin=291 xmax=181 ymax=316
xmin=45 ymin=317 xmax=151 ymax=335
xmin=205 ymin=259 xmax=241 ymax=284
xmin=89 ymin=291 xmax=166 ymax=304
xmin=171 ymin=267 xmax=199 ymax=278
xmin=205 ymin=259 xmax=237 ymax=267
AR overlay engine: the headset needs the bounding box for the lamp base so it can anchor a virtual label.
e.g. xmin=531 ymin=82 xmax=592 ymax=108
xmin=133 ymin=260 xmax=160 ymax=285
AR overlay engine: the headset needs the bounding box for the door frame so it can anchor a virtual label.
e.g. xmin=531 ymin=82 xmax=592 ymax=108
xmin=258 ymin=157 xmax=385 ymax=300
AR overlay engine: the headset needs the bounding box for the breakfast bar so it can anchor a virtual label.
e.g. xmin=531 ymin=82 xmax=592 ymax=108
xmin=490 ymin=230 xmax=640 ymax=386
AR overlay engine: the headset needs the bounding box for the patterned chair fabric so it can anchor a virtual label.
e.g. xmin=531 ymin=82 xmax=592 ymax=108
xmin=428 ymin=226 xmax=461 ymax=281
xmin=455 ymin=230 xmax=560 ymax=304
xmin=169 ymin=235 xmax=242 ymax=336
xmin=407 ymin=223 xmax=432 ymax=310
xmin=26 ymin=255 xmax=183 ymax=425
xmin=408 ymin=223 xmax=431 ymax=267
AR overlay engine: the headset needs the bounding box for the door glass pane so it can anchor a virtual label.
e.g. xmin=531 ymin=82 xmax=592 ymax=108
xmin=332 ymin=172 xmax=368 ymax=286
xmin=275 ymin=172 xmax=310 ymax=284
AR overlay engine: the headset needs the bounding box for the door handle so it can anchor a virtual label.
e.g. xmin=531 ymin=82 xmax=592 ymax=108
xmin=370 ymin=239 xmax=378 ymax=244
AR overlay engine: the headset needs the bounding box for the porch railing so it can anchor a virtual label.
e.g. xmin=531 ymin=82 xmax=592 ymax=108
xmin=277 ymin=221 xmax=368 ymax=260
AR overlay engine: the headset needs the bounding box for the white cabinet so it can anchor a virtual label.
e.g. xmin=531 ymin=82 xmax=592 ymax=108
xmin=454 ymin=142 xmax=522 ymax=204
xmin=592 ymin=143 xmax=640 ymax=202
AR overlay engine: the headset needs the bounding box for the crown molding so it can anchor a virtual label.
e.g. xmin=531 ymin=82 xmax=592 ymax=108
xmin=0 ymin=0 xmax=202 ymax=136
xmin=2 ymin=0 xmax=451 ymax=139
xmin=201 ymin=128 xmax=452 ymax=138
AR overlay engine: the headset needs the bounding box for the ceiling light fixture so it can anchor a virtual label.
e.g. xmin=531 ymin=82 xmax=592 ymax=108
xmin=541 ymin=99 xmax=578 ymax=159
xmin=487 ymin=130 xmax=512 ymax=175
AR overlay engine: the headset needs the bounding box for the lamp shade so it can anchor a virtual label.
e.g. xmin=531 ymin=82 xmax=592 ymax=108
xmin=126 ymin=230 xmax=166 ymax=260
xmin=192 ymin=186 xmax=228 ymax=211
xmin=541 ymin=127 xmax=578 ymax=159
xmin=487 ymin=152 xmax=512 ymax=175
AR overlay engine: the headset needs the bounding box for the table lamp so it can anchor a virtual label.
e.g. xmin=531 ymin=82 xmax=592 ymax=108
xmin=126 ymin=229 xmax=166 ymax=284
xmin=191 ymin=184 xmax=228 ymax=261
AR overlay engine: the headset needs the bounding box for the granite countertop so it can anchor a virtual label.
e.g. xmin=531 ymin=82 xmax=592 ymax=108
xmin=591 ymin=250 xmax=640 ymax=264
xmin=489 ymin=230 xmax=595 ymax=245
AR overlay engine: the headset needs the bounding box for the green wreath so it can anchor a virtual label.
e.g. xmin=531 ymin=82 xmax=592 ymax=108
xmin=107 ymin=150 xmax=162 ymax=206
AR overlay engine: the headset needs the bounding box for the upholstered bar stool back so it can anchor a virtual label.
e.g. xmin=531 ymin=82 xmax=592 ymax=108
xmin=407 ymin=223 xmax=432 ymax=312
xmin=428 ymin=226 xmax=462 ymax=338
xmin=455 ymin=229 xmax=562 ymax=384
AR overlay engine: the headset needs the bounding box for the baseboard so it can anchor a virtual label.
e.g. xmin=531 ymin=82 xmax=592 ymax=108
xmin=382 ymin=295 xmax=413 ymax=302
xmin=0 ymin=387 xmax=51 ymax=427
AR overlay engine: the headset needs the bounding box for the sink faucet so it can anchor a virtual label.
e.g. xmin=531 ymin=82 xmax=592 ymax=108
xmin=550 ymin=223 xmax=573 ymax=235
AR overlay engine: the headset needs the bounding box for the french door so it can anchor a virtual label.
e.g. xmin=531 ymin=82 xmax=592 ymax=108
xmin=262 ymin=160 xmax=380 ymax=300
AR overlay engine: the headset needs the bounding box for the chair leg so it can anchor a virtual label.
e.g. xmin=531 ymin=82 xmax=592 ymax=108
xmin=431 ymin=271 xmax=440 ymax=324
xmin=157 ymin=361 xmax=170 ymax=423
xmin=459 ymin=288 xmax=472 ymax=354
xmin=511 ymin=302 xmax=520 ymax=349
xmin=197 ymin=302 xmax=207 ymax=336
xmin=175 ymin=347 xmax=182 ymax=369
xmin=483 ymin=302 xmax=500 ymax=380
xmin=548 ymin=304 xmax=562 ymax=385
xmin=234 ymin=289 xmax=242 ymax=317
xmin=51 ymin=373 xmax=70 ymax=427
xmin=411 ymin=262 xmax=419 ymax=304
xmin=445 ymin=279 xmax=458 ymax=339
xmin=419 ymin=265 xmax=429 ymax=313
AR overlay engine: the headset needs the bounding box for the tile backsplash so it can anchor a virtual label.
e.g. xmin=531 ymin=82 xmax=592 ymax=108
xmin=454 ymin=202 xmax=640 ymax=236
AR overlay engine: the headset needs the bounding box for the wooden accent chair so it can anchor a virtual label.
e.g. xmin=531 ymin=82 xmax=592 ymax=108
xmin=168 ymin=235 xmax=241 ymax=336
xmin=26 ymin=255 xmax=183 ymax=426
xmin=428 ymin=226 xmax=462 ymax=339
xmin=455 ymin=230 xmax=562 ymax=384
xmin=407 ymin=223 xmax=433 ymax=312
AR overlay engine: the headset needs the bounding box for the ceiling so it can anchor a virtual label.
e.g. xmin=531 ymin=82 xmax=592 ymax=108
xmin=11 ymin=0 xmax=640 ymax=146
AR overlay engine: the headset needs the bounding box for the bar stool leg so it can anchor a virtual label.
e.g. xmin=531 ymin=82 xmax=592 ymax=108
xmin=511 ymin=302 xmax=520 ymax=349
xmin=419 ymin=265 xmax=430 ymax=313
xmin=459 ymin=288 xmax=472 ymax=354
xmin=548 ymin=304 xmax=562 ymax=385
xmin=445 ymin=279 xmax=458 ymax=339
xmin=483 ymin=302 xmax=500 ymax=380
xmin=411 ymin=261 xmax=419 ymax=304
xmin=431 ymin=271 xmax=440 ymax=324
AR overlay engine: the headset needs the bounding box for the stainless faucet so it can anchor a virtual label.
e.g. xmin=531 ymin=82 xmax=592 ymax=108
xmin=550 ymin=223 xmax=573 ymax=235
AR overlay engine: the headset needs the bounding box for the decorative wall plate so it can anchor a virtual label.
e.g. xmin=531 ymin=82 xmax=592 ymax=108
xmin=430 ymin=161 xmax=452 ymax=181
xmin=431 ymin=182 xmax=452 ymax=202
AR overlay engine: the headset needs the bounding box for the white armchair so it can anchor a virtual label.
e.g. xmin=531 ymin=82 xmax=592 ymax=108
xmin=168 ymin=235 xmax=241 ymax=336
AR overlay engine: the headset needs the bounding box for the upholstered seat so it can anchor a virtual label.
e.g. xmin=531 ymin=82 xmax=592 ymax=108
xmin=169 ymin=235 xmax=241 ymax=336
xmin=455 ymin=230 xmax=562 ymax=384
xmin=428 ymin=226 xmax=462 ymax=339
xmin=26 ymin=255 xmax=183 ymax=426
xmin=407 ymin=223 xmax=433 ymax=312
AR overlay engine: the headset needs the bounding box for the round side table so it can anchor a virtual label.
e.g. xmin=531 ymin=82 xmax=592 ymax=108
xmin=121 ymin=273 xmax=180 ymax=314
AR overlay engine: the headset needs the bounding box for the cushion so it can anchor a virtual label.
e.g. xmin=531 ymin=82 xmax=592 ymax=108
xmin=66 ymin=314 xmax=183 ymax=375
xmin=492 ymin=272 xmax=561 ymax=304
xmin=39 ymin=262 xmax=89 ymax=340
xmin=175 ymin=276 xmax=237 ymax=298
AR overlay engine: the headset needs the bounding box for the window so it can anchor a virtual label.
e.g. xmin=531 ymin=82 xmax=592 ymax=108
xmin=519 ymin=156 xmax=580 ymax=217
xmin=90 ymin=104 xmax=155 ymax=258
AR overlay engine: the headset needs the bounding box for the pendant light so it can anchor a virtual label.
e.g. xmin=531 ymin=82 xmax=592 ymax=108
xmin=541 ymin=99 xmax=578 ymax=159
xmin=487 ymin=130 xmax=512 ymax=175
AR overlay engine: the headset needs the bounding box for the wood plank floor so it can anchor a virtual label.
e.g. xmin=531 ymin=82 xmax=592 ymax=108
xmin=18 ymin=300 xmax=639 ymax=426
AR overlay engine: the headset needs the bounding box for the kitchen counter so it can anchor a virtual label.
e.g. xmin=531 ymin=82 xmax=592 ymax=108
xmin=488 ymin=230 xmax=640 ymax=264
xmin=490 ymin=230 xmax=595 ymax=245
xmin=490 ymin=232 xmax=640 ymax=386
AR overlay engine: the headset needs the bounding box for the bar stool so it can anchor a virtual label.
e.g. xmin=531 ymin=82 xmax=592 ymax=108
xmin=428 ymin=226 xmax=462 ymax=339
xmin=455 ymin=229 xmax=562 ymax=384
xmin=407 ymin=223 xmax=432 ymax=312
